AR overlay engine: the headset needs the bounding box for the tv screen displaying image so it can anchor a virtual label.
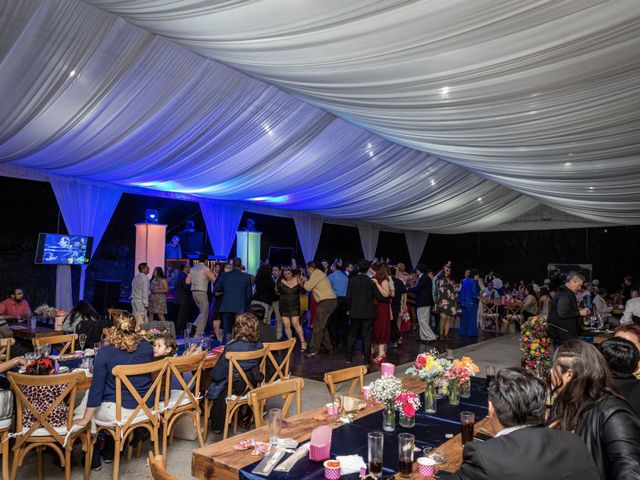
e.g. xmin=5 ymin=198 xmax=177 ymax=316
xmin=35 ymin=233 xmax=93 ymax=265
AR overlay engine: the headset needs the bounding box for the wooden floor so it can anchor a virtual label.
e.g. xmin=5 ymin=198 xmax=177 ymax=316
xmin=289 ymin=326 xmax=498 ymax=381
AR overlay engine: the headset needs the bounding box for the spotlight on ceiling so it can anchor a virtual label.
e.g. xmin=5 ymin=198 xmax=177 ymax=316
xmin=69 ymin=69 xmax=76 ymax=77
xmin=145 ymin=209 xmax=159 ymax=224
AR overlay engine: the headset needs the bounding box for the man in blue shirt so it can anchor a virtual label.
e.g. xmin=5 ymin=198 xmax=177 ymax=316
xmin=328 ymin=261 xmax=349 ymax=350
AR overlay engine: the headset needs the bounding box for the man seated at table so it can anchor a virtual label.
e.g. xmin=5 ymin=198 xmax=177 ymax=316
xmin=453 ymin=368 xmax=600 ymax=480
xmin=600 ymin=337 xmax=640 ymax=416
xmin=0 ymin=287 xmax=31 ymax=319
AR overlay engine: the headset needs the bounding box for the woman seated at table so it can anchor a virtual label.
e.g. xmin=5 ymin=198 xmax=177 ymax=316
xmin=205 ymin=312 xmax=263 ymax=434
xmin=614 ymin=324 xmax=640 ymax=379
xmin=549 ymin=340 xmax=640 ymax=480
xmin=62 ymin=300 xmax=103 ymax=348
xmin=522 ymin=286 xmax=539 ymax=321
xmin=74 ymin=312 xmax=154 ymax=470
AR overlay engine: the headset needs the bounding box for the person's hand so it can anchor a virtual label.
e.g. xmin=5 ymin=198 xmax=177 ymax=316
xmin=13 ymin=357 xmax=28 ymax=368
xmin=73 ymin=417 xmax=90 ymax=428
xmin=579 ymin=308 xmax=590 ymax=316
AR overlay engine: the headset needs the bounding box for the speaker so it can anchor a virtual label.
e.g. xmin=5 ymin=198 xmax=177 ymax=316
xmin=178 ymin=231 xmax=204 ymax=255
xmin=93 ymin=279 xmax=121 ymax=314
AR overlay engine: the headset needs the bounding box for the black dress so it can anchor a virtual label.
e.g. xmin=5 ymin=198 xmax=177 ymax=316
xmin=277 ymin=282 xmax=303 ymax=317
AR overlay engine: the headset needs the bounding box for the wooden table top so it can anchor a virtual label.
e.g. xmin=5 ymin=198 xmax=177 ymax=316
xmin=191 ymin=376 xmax=485 ymax=480
xmin=8 ymin=323 xmax=58 ymax=340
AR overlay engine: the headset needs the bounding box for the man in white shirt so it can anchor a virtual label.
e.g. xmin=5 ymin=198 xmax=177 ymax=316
xmin=492 ymin=274 xmax=504 ymax=293
xmin=131 ymin=262 xmax=150 ymax=325
xmin=187 ymin=254 xmax=217 ymax=336
xmin=621 ymin=289 xmax=640 ymax=326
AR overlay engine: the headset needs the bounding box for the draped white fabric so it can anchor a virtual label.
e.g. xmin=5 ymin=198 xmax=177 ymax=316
xmin=357 ymin=224 xmax=379 ymax=261
xmin=292 ymin=214 xmax=323 ymax=263
xmin=404 ymin=231 xmax=429 ymax=270
xmin=198 ymin=200 xmax=244 ymax=258
xmin=79 ymin=0 xmax=640 ymax=226
xmin=50 ymin=175 xmax=122 ymax=301
xmin=1 ymin=0 xmax=639 ymax=234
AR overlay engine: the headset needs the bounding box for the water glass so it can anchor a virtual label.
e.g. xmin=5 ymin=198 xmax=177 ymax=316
xmin=446 ymin=349 xmax=455 ymax=361
xmin=368 ymin=431 xmax=384 ymax=476
xmin=460 ymin=411 xmax=475 ymax=444
xmin=42 ymin=344 xmax=51 ymax=358
xmin=398 ymin=433 xmax=415 ymax=477
xmin=268 ymin=408 xmax=282 ymax=446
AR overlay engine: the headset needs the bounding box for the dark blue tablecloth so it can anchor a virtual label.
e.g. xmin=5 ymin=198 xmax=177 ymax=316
xmin=239 ymin=377 xmax=488 ymax=480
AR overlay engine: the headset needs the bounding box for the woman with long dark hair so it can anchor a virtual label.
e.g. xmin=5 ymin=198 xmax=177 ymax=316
xmin=435 ymin=264 xmax=457 ymax=339
xmin=549 ymin=340 xmax=640 ymax=480
xmin=371 ymin=263 xmax=392 ymax=364
xmin=62 ymin=300 xmax=103 ymax=348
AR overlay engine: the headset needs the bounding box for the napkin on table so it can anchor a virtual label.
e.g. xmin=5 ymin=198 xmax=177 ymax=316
xmin=336 ymin=454 xmax=366 ymax=475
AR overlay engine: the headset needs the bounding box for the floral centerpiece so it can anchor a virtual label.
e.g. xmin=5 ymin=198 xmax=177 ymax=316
xmin=520 ymin=315 xmax=552 ymax=377
xmin=456 ymin=357 xmax=479 ymax=398
xmin=139 ymin=328 xmax=165 ymax=343
xmin=394 ymin=390 xmax=421 ymax=428
xmin=442 ymin=363 xmax=471 ymax=405
xmin=369 ymin=375 xmax=403 ymax=432
xmin=405 ymin=350 xmax=451 ymax=413
xmin=34 ymin=304 xmax=57 ymax=325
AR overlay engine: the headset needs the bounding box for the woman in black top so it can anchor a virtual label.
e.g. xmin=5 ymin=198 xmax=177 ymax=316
xmin=550 ymin=340 xmax=640 ymax=480
xmin=276 ymin=267 xmax=307 ymax=351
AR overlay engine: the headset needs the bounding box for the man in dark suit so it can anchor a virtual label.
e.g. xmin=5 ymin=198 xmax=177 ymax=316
xmin=214 ymin=257 xmax=252 ymax=342
xmin=548 ymin=271 xmax=590 ymax=345
xmin=346 ymin=259 xmax=386 ymax=365
xmin=454 ymin=368 xmax=600 ymax=480
xmin=175 ymin=263 xmax=191 ymax=334
xmin=407 ymin=263 xmax=436 ymax=343
xmin=600 ymin=337 xmax=640 ymax=416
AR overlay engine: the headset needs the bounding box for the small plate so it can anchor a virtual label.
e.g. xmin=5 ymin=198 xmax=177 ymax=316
xmin=57 ymin=366 xmax=70 ymax=373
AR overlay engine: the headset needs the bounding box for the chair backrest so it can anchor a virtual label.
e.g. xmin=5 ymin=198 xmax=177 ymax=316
xmin=8 ymin=371 xmax=84 ymax=447
xmin=0 ymin=338 xmax=15 ymax=362
xmin=481 ymin=299 xmax=499 ymax=316
xmin=262 ymin=338 xmax=296 ymax=384
xmin=32 ymin=333 xmax=77 ymax=355
xmin=225 ymin=348 xmax=267 ymax=398
xmin=107 ymin=308 xmax=127 ymax=322
xmin=112 ymin=359 xmax=167 ymax=431
xmin=324 ymin=365 xmax=367 ymax=398
xmin=140 ymin=321 xmax=176 ymax=339
xmin=248 ymin=378 xmax=304 ymax=428
xmin=147 ymin=451 xmax=178 ymax=480
xmin=162 ymin=351 xmax=207 ymax=415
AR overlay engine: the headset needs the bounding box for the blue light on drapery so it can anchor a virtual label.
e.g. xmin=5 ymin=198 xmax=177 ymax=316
xmin=292 ymin=213 xmax=323 ymax=263
xmin=50 ymin=176 xmax=122 ymax=304
xmin=199 ymin=200 xmax=244 ymax=258
xmin=357 ymin=224 xmax=380 ymax=261
xmin=404 ymin=231 xmax=429 ymax=269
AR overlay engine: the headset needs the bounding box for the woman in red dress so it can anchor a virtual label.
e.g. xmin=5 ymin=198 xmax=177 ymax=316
xmin=371 ymin=263 xmax=392 ymax=364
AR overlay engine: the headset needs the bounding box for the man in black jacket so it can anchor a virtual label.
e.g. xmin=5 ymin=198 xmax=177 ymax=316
xmin=346 ymin=259 xmax=386 ymax=365
xmin=547 ymin=271 xmax=590 ymax=345
xmin=600 ymin=337 xmax=640 ymax=416
xmin=454 ymin=368 xmax=600 ymax=480
xmin=407 ymin=263 xmax=436 ymax=343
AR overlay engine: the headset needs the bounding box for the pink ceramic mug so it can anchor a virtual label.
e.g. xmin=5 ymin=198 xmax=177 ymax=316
xmin=325 ymin=402 xmax=339 ymax=416
xmin=417 ymin=457 xmax=436 ymax=478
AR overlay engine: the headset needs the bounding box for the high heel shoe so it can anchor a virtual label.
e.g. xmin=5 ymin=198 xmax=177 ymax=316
xmin=300 ymin=342 xmax=308 ymax=353
xmin=372 ymin=354 xmax=387 ymax=365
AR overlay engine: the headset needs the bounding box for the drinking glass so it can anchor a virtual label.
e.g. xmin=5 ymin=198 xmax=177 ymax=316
xmin=268 ymin=408 xmax=282 ymax=446
xmin=78 ymin=333 xmax=87 ymax=351
xmin=42 ymin=344 xmax=51 ymax=358
xmin=485 ymin=365 xmax=496 ymax=388
xmin=446 ymin=349 xmax=455 ymax=361
xmin=368 ymin=431 xmax=384 ymax=477
xmin=460 ymin=411 xmax=475 ymax=444
xmin=201 ymin=336 xmax=211 ymax=351
xmin=398 ymin=433 xmax=415 ymax=477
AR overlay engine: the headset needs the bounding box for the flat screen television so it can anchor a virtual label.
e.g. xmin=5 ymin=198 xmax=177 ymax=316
xmin=35 ymin=233 xmax=93 ymax=265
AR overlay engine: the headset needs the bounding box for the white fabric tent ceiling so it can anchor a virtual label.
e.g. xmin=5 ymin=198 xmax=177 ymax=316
xmin=1 ymin=0 xmax=640 ymax=233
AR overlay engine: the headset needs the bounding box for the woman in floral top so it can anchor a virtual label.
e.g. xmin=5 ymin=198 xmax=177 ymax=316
xmin=435 ymin=265 xmax=457 ymax=339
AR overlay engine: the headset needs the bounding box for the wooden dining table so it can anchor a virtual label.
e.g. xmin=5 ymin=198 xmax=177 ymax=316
xmin=8 ymin=322 xmax=58 ymax=341
xmin=192 ymin=376 xmax=491 ymax=480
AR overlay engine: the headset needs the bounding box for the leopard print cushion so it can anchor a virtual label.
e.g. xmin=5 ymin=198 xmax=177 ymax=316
xmin=19 ymin=384 xmax=69 ymax=429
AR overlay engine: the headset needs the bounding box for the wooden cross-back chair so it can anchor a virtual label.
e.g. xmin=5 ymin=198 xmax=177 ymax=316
xmin=480 ymin=299 xmax=500 ymax=333
xmin=0 ymin=337 xmax=15 ymax=362
xmin=96 ymin=359 xmax=167 ymax=480
xmin=324 ymin=365 xmax=367 ymax=399
xmin=203 ymin=347 xmax=267 ymax=439
xmin=263 ymin=338 xmax=296 ymax=384
xmin=8 ymin=371 xmax=92 ymax=480
xmin=32 ymin=333 xmax=77 ymax=355
xmin=503 ymin=301 xmax=524 ymax=334
xmin=160 ymin=351 xmax=207 ymax=455
xmin=248 ymin=378 xmax=305 ymax=428
xmin=147 ymin=451 xmax=178 ymax=480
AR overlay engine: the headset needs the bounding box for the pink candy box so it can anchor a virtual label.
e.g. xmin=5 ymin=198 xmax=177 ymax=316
xmin=381 ymin=362 xmax=395 ymax=376
xmin=309 ymin=426 xmax=332 ymax=462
